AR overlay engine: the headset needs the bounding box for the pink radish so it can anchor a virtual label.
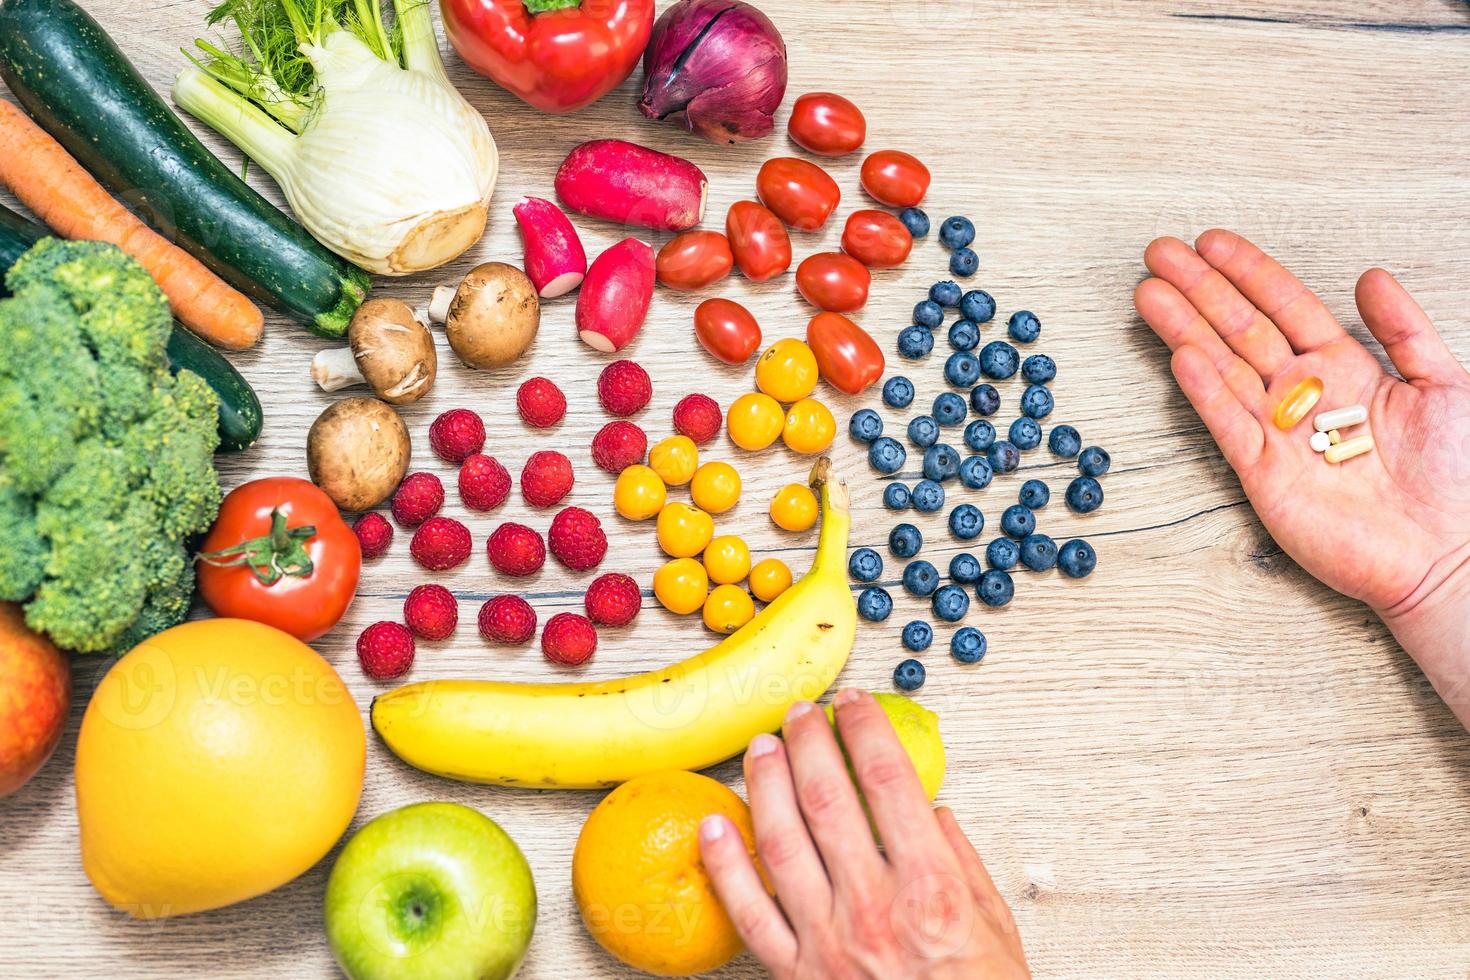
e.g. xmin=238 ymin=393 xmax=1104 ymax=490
xmin=555 ymin=140 xmax=708 ymax=232
xmin=513 ymin=197 xmax=587 ymax=298
xmin=577 ymin=239 xmax=655 ymax=353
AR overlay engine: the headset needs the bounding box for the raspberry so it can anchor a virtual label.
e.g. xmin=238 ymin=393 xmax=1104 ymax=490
xmin=353 ymin=512 xmax=393 ymax=559
xmin=548 ymin=506 xmax=607 ymax=571
xmin=459 ymin=454 xmax=511 ymax=511
xmin=392 ymin=472 xmax=444 ymax=528
xmin=356 ymin=622 xmax=415 ymax=680
xmin=584 ymin=573 xmax=642 ymax=627
xmin=477 ymin=595 xmax=537 ymax=644
xmin=486 ymin=522 xmax=545 ymax=577
xmin=590 ymin=420 xmax=648 ymax=474
xmin=409 ymin=516 xmax=472 ymax=571
xmin=672 ymin=393 xmax=722 ymax=444
xmin=521 ymin=450 xmax=573 ymax=508
xmin=597 ymin=360 xmax=652 ymax=417
xmin=404 ymin=584 xmax=459 ymax=640
xmin=428 ymin=408 xmax=486 ymax=463
xmin=541 ymin=612 xmax=598 ymax=666
xmin=517 ymin=377 xmax=567 ymax=428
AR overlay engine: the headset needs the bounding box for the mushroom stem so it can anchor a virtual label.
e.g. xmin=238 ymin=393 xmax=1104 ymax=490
xmin=311 ymin=346 xmax=366 ymax=393
xmin=428 ymin=285 xmax=457 ymax=325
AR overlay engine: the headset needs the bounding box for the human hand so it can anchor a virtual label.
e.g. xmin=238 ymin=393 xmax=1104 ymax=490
xmin=698 ymin=690 xmax=1030 ymax=979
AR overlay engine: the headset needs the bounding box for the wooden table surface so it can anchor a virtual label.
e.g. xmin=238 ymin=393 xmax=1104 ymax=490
xmin=3 ymin=1 xmax=1470 ymax=977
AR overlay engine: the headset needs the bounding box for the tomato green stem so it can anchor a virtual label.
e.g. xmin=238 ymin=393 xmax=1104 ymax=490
xmin=198 ymin=509 xmax=317 ymax=586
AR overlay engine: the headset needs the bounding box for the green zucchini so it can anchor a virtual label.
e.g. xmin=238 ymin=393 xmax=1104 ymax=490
xmin=0 ymin=205 xmax=263 ymax=452
xmin=0 ymin=0 xmax=370 ymax=337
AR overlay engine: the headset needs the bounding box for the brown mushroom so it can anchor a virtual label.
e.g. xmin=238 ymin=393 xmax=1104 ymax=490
xmin=311 ymin=298 xmax=437 ymax=405
xmin=427 ymin=262 xmax=539 ymax=369
xmin=307 ymin=397 xmax=411 ymax=512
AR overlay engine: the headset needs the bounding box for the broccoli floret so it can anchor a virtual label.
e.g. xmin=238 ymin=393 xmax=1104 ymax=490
xmin=0 ymin=239 xmax=221 ymax=654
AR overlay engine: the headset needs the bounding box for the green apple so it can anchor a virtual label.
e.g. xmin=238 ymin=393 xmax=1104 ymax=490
xmin=324 ymin=802 xmax=536 ymax=980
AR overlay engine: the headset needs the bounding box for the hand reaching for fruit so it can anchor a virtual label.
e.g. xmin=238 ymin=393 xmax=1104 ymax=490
xmin=699 ymin=690 xmax=1031 ymax=979
xmin=1136 ymin=230 xmax=1470 ymax=728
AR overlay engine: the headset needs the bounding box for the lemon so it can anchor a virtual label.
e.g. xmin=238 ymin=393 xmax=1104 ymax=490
xmin=825 ymin=692 xmax=944 ymax=826
xmin=76 ymin=618 xmax=365 ymax=918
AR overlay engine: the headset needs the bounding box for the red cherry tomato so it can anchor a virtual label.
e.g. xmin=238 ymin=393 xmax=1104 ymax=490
xmin=694 ymin=298 xmax=763 ymax=365
xmin=726 ymin=200 xmax=792 ymax=282
xmin=806 ymin=312 xmax=884 ymax=395
xmin=859 ymin=150 xmax=931 ymax=208
xmin=787 ymin=92 xmax=866 ymax=157
xmin=755 ymin=157 xmax=840 ymax=231
xmin=795 ymin=252 xmax=870 ymax=313
xmin=842 ymin=209 xmax=914 ymax=268
xmin=656 ymin=231 xmax=733 ymax=291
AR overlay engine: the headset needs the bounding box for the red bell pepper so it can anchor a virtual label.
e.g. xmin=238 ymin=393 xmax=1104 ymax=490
xmin=441 ymin=0 xmax=656 ymax=114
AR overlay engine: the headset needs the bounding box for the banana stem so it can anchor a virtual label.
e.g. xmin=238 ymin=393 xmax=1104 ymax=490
xmin=808 ymin=457 xmax=851 ymax=579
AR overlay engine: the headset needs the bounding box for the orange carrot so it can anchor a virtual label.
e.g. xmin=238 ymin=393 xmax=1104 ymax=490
xmin=0 ymin=100 xmax=263 ymax=350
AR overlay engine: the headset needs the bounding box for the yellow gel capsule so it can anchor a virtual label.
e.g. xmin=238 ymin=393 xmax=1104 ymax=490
xmin=1324 ymin=433 xmax=1374 ymax=464
xmin=1328 ymin=429 xmax=1342 ymax=445
xmin=1273 ymin=376 xmax=1323 ymax=430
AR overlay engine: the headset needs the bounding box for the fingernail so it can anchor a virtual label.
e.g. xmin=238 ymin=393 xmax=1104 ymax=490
xmin=785 ymin=700 xmax=815 ymax=723
xmin=748 ymin=733 xmax=779 ymax=758
xmin=834 ymin=687 xmax=862 ymax=707
xmin=700 ymin=815 xmax=727 ymax=841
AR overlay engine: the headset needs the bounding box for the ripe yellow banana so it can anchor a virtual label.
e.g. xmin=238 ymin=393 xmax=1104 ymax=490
xmin=371 ymin=458 xmax=855 ymax=789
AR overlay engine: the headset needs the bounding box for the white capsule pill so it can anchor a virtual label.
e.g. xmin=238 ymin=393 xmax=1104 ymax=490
xmin=1309 ymin=431 xmax=1331 ymax=453
xmin=1324 ymin=433 xmax=1374 ymax=464
xmin=1314 ymin=404 xmax=1367 ymax=432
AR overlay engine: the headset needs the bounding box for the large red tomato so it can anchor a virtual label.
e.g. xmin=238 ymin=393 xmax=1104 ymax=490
xmin=842 ymin=209 xmax=914 ymax=268
xmin=806 ymin=312 xmax=884 ymax=395
xmin=796 ymin=252 xmax=870 ymax=313
xmin=726 ymin=201 xmax=792 ymax=282
xmin=198 ymin=478 xmax=361 ymax=642
xmin=756 ymin=158 xmax=840 ymax=231
xmin=859 ymin=150 xmax=931 ymax=208
xmin=787 ymin=92 xmax=866 ymax=156
xmin=694 ymin=299 xmax=762 ymax=365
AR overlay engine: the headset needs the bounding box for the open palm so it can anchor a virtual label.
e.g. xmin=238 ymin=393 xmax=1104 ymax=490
xmin=1135 ymin=230 xmax=1470 ymax=617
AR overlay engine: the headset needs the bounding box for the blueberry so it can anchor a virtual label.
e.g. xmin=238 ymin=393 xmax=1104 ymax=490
xmin=1022 ymin=354 xmax=1056 ymax=384
xmin=949 ymin=247 xmax=979 ymax=277
xmin=1048 ymin=424 xmax=1081 ymax=458
xmin=1078 ymin=446 xmax=1112 ymax=477
xmin=911 ymin=479 xmax=945 ymax=513
xmin=1020 ymin=385 xmax=1054 ymax=420
xmin=848 ymin=547 xmax=883 ymax=582
xmin=1065 ymin=476 xmax=1104 ymax=514
xmin=1000 ymin=504 xmax=1036 ymax=538
xmin=902 ymin=620 xmax=934 ymax=652
xmin=908 ymin=415 xmax=939 ymax=449
xmin=977 ymin=569 xmax=1014 ymax=607
xmin=948 ymin=503 xmax=984 ymax=540
xmin=988 ymin=440 xmax=1020 ymax=474
xmin=922 ymin=444 xmax=960 ymax=482
xmin=964 ymin=419 xmax=997 ymax=452
xmin=932 ymin=392 xmax=968 ymax=426
xmin=960 ymin=289 xmax=996 ymax=323
xmin=883 ymin=376 xmax=915 ymax=409
xmin=949 ymin=552 xmax=982 ymax=584
xmin=986 ymin=537 xmax=1020 ymax=570
xmin=1058 ymin=539 xmax=1098 ymax=579
xmin=948 ymin=319 xmax=980 ymax=352
xmin=868 ymin=437 xmax=907 ymax=474
xmin=969 ymin=384 xmax=1000 ymax=416
xmin=1020 ymin=533 xmax=1058 ymax=572
xmin=950 ymin=627 xmax=987 ymax=664
xmin=898 ymin=325 xmax=934 ymax=360
xmin=898 ymin=207 xmax=930 ymax=238
xmin=929 ymin=280 xmax=963 ymax=307
xmin=902 ymin=560 xmax=941 ymax=597
xmin=1007 ymin=310 xmax=1041 ymax=344
xmin=889 ymin=523 xmax=923 ymax=558
xmin=1019 ymin=479 xmax=1050 ymax=509
xmin=1009 ymin=417 xmax=1042 ymax=451
xmin=939 ymin=215 xmax=976 ymax=249
xmin=958 ymin=455 xmax=994 ymax=490
xmin=858 ymin=587 xmax=894 ymax=622
xmin=913 ymin=300 xmax=944 ymax=329
xmin=849 ymin=408 xmax=883 ymax=443
xmin=931 ymin=584 xmax=970 ymax=622
xmin=944 ymin=352 xmax=981 ymax=388
xmin=979 ymin=341 xmax=1019 ymax=380
xmin=893 ymin=658 xmax=927 ymax=692
xmin=883 ymin=482 xmax=911 ymax=510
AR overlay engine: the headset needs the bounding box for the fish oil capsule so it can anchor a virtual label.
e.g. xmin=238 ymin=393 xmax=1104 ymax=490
xmin=1328 ymin=429 xmax=1342 ymax=445
xmin=1309 ymin=431 xmax=1332 ymax=453
xmin=1325 ymin=433 xmax=1374 ymax=464
xmin=1314 ymin=404 xmax=1367 ymax=432
xmin=1274 ymin=376 xmax=1323 ymax=430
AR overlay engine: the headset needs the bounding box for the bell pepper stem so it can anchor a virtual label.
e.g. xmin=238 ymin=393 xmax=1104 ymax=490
xmin=523 ymin=0 xmax=582 ymax=13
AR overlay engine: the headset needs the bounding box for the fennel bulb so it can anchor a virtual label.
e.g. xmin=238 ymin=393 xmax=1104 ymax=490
xmin=175 ymin=0 xmax=498 ymax=275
